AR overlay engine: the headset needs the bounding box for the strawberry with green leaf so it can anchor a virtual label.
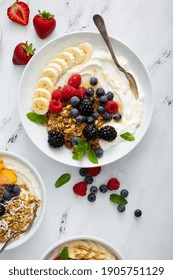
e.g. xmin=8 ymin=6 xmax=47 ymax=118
xmin=33 ymin=10 xmax=56 ymax=39
xmin=12 ymin=41 xmax=35 ymax=65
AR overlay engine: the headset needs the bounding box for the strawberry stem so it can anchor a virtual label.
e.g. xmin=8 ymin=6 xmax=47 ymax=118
xmin=22 ymin=41 xmax=36 ymax=56
xmin=38 ymin=10 xmax=54 ymax=19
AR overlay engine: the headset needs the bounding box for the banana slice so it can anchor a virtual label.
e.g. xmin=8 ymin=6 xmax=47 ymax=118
xmin=40 ymin=67 xmax=59 ymax=85
xmin=34 ymin=88 xmax=51 ymax=101
xmin=64 ymin=47 xmax=85 ymax=64
xmin=48 ymin=58 xmax=68 ymax=73
xmin=54 ymin=52 xmax=75 ymax=69
xmin=32 ymin=97 xmax=49 ymax=115
xmin=77 ymin=42 xmax=93 ymax=61
xmin=36 ymin=77 xmax=54 ymax=93
xmin=47 ymin=62 xmax=63 ymax=72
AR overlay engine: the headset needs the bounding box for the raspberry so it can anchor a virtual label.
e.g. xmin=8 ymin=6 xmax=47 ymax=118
xmin=49 ymin=100 xmax=63 ymax=114
xmin=87 ymin=167 xmax=101 ymax=177
xmin=68 ymin=74 xmax=81 ymax=88
xmin=107 ymin=178 xmax=120 ymax=190
xmin=54 ymin=256 xmax=61 ymax=260
xmin=77 ymin=87 xmax=86 ymax=98
xmin=61 ymin=85 xmax=77 ymax=99
xmin=105 ymin=101 xmax=119 ymax=114
xmin=73 ymin=182 xmax=87 ymax=196
xmin=52 ymin=89 xmax=63 ymax=101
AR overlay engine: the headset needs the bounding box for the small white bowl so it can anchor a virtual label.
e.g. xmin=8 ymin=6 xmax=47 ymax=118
xmin=0 ymin=151 xmax=46 ymax=250
xmin=41 ymin=235 xmax=124 ymax=260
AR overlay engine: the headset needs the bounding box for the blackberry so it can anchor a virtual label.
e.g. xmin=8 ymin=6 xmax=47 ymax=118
xmin=48 ymin=130 xmax=64 ymax=148
xmin=83 ymin=124 xmax=99 ymax=141
xmin=0 ymin=204 xmax=5 ymax=216
xmin=99 ymin=125 xmax=117 ymax=142
xmin=77 ymin=98 xmax=94 ymax=116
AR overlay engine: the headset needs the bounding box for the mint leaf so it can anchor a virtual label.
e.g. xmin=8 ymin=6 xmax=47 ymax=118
xmin=72 ymin=150 xmax=85 ymax=160
xmin=87 ymin=149 xmax=98 ymax=164
xmin=120 ymin=132 xmax=135 ymax=141
xmin=55 ymin=173 xmax=71 ymax=188
xmin=78 ymin=138 xmax=89 ymax=151
xmin=109 ymin=194 xmax=128 ymax=205
xmin=26 ymin=112 xmax=46 ymax=125
xmin=60 ymin=247 xmax=69 ymax=260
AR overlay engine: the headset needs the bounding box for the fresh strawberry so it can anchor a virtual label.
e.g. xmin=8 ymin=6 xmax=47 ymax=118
xmin=49 ymin=100 xmax=63 ymax=114
xmin=61 ymin=85 xmax=77 ymax=99
xmin=52 ymin=89 xmax=63 ymax=101
xmin=76 ymin=87 xmax=86 ymax=98
xmin=7 ymin=1 xmax=30 ymax=26
xmin=12 ymin=41 xmax=35 ymax=65
xmin=33 ymin=10 xmax=56 ymax=39
xmin=73 ymin=182 xmax=87 ymax=196
xmin=87 ymin=167 xmax=101 ymax=177
xmin=105 ymin=101 xmax=119 ymax=114
xmin=68 ymin=74 xmax=81 ymax=88
xmin=107 ymin=178 xmax=120 ymax=190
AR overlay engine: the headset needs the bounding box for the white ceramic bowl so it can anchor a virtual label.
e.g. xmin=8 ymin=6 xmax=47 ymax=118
xmin=41 ymin=235 xmax=124 ymax=260
xmin=19 ymin=31 xmax=153 ymax=167
xmin=0 ymin=151 xmax=46 ymax=250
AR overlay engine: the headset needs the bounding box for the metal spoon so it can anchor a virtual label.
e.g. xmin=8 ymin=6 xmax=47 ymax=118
xmin=0 ymin=205 xmax=38 ymax=254
xmin=93 ymin=14 xmax=138 ymax=99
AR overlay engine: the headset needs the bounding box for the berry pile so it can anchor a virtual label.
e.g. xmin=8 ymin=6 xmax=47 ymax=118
xmin=0 ymin=184 xmax=21 ymax=216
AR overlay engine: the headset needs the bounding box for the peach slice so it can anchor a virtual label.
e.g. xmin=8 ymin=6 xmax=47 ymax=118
xmin=0 ymin=168 xmax=17 ymax=185
xmin=0 ymin=158 xmax=4 ymax=170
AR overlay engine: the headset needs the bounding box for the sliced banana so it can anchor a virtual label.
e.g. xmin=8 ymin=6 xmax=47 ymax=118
xmin=32 ymin=97 xmax=49 ymax=115
xmin=64 ymin=47 xmax=85 ymax=64
xmin=48 ymin=58 xmax=68 ymax=73
xmin=40 ymin=67 xmax=59 ymax=85
xmin=54 ymin=52 xmax=75 ymax=69
xmin=34 ymin=88 xmax=51 ymax=101
xmin=77 ymin=42 xmax=93 ymax=61
xmin=36 ymin=77 xmax=54 ymax=93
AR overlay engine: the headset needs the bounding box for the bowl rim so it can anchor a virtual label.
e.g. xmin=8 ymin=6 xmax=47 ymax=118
xmin=40 ymin=234 xmax=125 ymax=260
xmin=0 ymin=150 xmax=46 ymax=250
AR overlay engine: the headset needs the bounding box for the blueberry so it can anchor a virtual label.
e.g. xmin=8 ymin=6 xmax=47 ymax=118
xmin=0 ymin=204 xmax=5 ymax=216
xmin=72 ymin=136 xmax=80 ymax=145
xmin=92 ymin=112 xmax=99 ymax=120
xmin=99 ymin=184 xmax=108 ymax=193
xmin=0 ymin=197 xmax=4 ymax=204
xmin=71 ymin=108 xmax=79 ymax=118
xmin=3 ymin=190 xmax=12 ymax=201
xmin=86 ymin=87 xmax=94 ymax=97
xmin=86 ymin=116 xmax=95 ymax=124
xmin=5 ymin=185 xmax=13 ymax=193
xmin=79 ymin=168 xmax=88 ymax=177
xmin=87 ymin=193 xmax=96 ymax=202
xmin=113 ymin=113 xmax=122 ymax=122
xmin=134 ymin=209 xmax=142 ymax=217
xmin=99 ymin=96 xmax=108 ymax=104
xmin=70 ymin=96 xmax=80 ymax=107
xmin=90 ymin=77 xmax=98 ymax=86
xmin=102 ymin=112 xmax=112 ymax=121
xmin=12 ymin=185 xmax=21 ymax=196
xmin=85 ymin=175 xmax=93 ymax=184
xmin=90 ymin=186 xmax=98 ymax=194
xmin=76 ymin=115 xmax=85 ymax=123
xmin=120 ymin=189 xmax=129 ymax=198
xmin=106 ymin=91 xmax=114 ymax=100
xmin=96 ymin=88 xmax=105 ymax=97
xmin=97 ymin=106 xmax=105 ymax=114
xmin=94 ymin=148 xmax=104 ymax=158
xmin=117 ymin=204 xmax=126 ymax=213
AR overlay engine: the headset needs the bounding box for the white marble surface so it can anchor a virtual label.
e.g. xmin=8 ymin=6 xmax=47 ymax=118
xmin=0 ymin=0 xmax=173 ymax=260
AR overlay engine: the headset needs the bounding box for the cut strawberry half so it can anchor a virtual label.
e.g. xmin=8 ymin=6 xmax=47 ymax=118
xmin=7 ymin=1 xmax=30 ymax=26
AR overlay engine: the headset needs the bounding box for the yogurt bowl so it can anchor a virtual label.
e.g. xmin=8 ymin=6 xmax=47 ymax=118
xmin=41 ymin=235 xmax=124 ymax=260
xmin=0 ymin=151 xmax=46 ymax=250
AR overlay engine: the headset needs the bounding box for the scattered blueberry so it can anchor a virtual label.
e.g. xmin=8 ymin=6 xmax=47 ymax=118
xmin=120 ymin=189 xmax=129 ymax=198
xmin=106 ymin=91 xmax=114 ymax=100
xmin=5 ymin=185 xmax=13 ymax=193
xmin=79 ymin=168 xmax=88 ymax=177
xmin=102 ymin=112 xmax=112 ymax=121
xmin=70 ymin=108 xmax=79 ymax=118
xmin=85 ymin=175 xmax=93 ymax=184
xmin=87 ymin=193 xmax=96 ymax=202
xmin=0 ymin=204 xmax=5 ymax=216
xmin=72 ymin=136 xmax=80 ymax=145
xmin=99 ymin=96 xmax=108 ymax=104
xmin=97 ymin=106 xmax=105 ymax=114
xmin=0 ymin=197 xmax=4 ymax=204
xmin=70 ymin=96 xmax=80 ymax=107
xmin=76 ymin=115 xmax=85 ymax=123
xmin=99 ymin=184 xmax=108 ymax=193
xmin=12 ymin=185 xmax=21 ymax=196
xmin=94 ymin=147 xmax=104 ymax=158
xmin=117 ymin=204 xmax=126 ymax=213
xmin=92 ymin=112 xmax=99 ymax=120
xmin=134 ymin=209 xmax=142 ymax=217
xmin=90 ymin=186 xmax=98 ymax=194
xmin=86 ymin=116 xmax=95 ymax=124
xmin=90 ymin=77 xmax=98 ymax=86
xmin=86 ymin=87 xmax=94 ymax=97
xmin=113 ymin=113 xmax=122 ymax=122
xmin=96 ymin=88 xmax=105 ymax=97
xmin=3 ymin=190 xmax=12 ymax=201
